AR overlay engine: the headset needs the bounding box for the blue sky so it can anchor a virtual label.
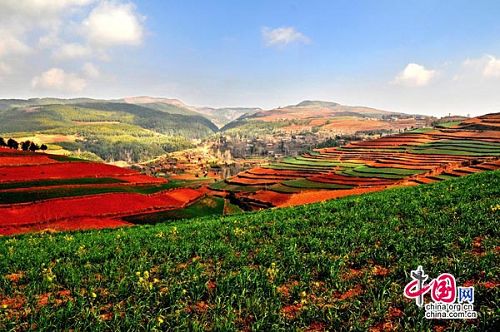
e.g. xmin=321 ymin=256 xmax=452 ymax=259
xmin=1 ymin=1 xmax=500 ymax=116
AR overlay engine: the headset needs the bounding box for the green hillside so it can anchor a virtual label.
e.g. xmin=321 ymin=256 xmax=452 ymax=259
xmin=0 ymin=171 xmax=498 ymax=331
xmin=0 ymin=101 xmax=219 ymax=162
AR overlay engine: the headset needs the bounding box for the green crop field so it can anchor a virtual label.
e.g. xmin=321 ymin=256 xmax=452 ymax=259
xmin=352 ymin=166 xmax=426 ymax=176
xmin=0 ymin=178 xmax=125 ymax=191
xmin=409 ymin=148 xmax=500 ymax=156
xmin=0 ymin=183 xmax=176 ymax=204
xmin=123 ymin=197 xmax=225 ymax=224
xmin=282 ymin=178 xmax=353 ymax=190
xmin=268 ymin=183 xmax=304 ymax=193
xmin=0 ymin=171 xmax=498 ymax=331
xmin=209 ymin=181 xmax=260 ymax=193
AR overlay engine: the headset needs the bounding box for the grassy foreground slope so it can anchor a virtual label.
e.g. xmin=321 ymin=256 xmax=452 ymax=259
xmin=1 ymin=172 xmax=499 ymax=331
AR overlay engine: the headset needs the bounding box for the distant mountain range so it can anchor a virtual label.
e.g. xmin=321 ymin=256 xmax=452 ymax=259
xmin=0 ymin=97 xmax=417 ymax=129
xmin=122 ymin=96 xmax=262 ymax=127
xmin=221 ymin=100 xmax=430 ymax=135
xmin=0 ymin=96 xmax=433 ymax=162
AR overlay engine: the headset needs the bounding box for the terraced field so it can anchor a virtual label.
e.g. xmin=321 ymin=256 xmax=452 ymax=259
xmin=0 ymin=148 xmax=213 ymax=235
xmin=211 ymin=113 xmax=500 ymax=208
xmin=1 ymin=171 xmax=498 ymax=331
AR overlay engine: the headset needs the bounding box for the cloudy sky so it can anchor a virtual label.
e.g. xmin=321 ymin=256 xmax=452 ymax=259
xmin=0 ymin=0 xmax=499 ymax=116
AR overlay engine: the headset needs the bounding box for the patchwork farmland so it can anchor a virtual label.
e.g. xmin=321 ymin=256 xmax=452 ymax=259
xmin=211 ymin=113 xmax=500 ymax=208
xmin=1 ymin=113 xmax=499 ymax=236
xmin=0 ymin=149 xmax=213 ymax=236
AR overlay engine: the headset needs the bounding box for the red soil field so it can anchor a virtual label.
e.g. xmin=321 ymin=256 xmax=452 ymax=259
xmin=0 ymin=149 xmax=208 ymax=235
xmin=432 ymin=130 xmax=500 ymax=141
xmin=167 ymin=187 xmax=208 ymax=203
xmin=322 ymin=119 xmax=414 ymax=133
xmin=279 ymin=187 xmax=386 ymax=207
xmin=0 ymin=155 xmax=58 ymax=166
xmin=0 ymin=162 xmax=165 ymax=184
xmin=246 ymin=190 xmax=291 ymax=206
xmin=0 ymin=188 xmax=204 ymax=235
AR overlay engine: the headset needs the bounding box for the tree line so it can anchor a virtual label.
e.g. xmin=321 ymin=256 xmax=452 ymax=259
xmin=0 ymin=137 xmax=48 ymax=152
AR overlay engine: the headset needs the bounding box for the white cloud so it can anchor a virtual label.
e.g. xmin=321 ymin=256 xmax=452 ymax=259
xmin=0 ymin=0 xmax=96 ymax=19
xmin=82 ymin=62 xmax=100 ymax=78
xmin=0 ymin=30 xmax=31 ymax=58
xmin=0 ymin=62 xmax=11 ymax=76
xmin=82 ymin=1 xmax=145 ymax=46
xmin=32 ymin=68 xmax=87 ymax=92
xmin=394 ymin=63 xmax=436 ymax=87
xmin=0 ymin=1 xmax=145 ymax=89
xmin=482 ymin=55 xmax=500 ymax=78
xmin=53 ymin=43 xmax=92 ymax=60
xmin=262 ymin=26 xmax=310 ymax=47
xmin=459 ymin=54 xmax=500 ymax=80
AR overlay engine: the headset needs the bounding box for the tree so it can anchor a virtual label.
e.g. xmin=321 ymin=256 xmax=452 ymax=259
xmin=0 ymin=137 xmax=6 ymax=147
xmin=29 ymin=142 xmax=40 ymax=152
xmin=21 ymin=140 xmax=31 ymax=151
xmin=40 ymin=144 xmax=48 ymax=151
xmin=7 ymin=138 xmax=19 ymax=150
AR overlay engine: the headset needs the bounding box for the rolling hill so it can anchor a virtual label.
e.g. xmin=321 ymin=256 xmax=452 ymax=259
xmin=0 ymin=169 xmax=497 ymax=330
xmin=122 ymin=96 xmax=262 ymax=127
xmin=0 ymin=99 xmax=219 ymax=163
xmin=0 ymin=147 xmax=220 ymax=235
xmin=222 ymin=100 xmax=431 ymax=136
xmin=212 ymin=113 xmax=500 ymax=208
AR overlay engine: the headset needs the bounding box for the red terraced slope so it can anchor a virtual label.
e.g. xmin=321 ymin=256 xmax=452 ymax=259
xmin=0 ymin=161 xmax=165 ymax=184
xmin=213 ymin=113 xmax=500 ymax=208
xmin=0 ymin=148 xmax=206 ymax=235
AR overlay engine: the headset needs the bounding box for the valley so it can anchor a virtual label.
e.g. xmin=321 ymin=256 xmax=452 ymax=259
xmin=0 ymin=106 xmax=498 ymax=236
xmin=0 ymin=98 xmax=498 ymax=331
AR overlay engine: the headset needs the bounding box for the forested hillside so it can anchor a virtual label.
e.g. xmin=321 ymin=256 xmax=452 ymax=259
xmin=0 ymin=100 xmax=218 ymax=163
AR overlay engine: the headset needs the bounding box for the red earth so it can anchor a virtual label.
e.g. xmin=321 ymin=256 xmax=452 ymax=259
xmin=0 ymin=188 xmax=203 ymax=235
xmin=0 ymin=162 xmax=165 ymax=183
xmin=0 ymin=149 xmax=206 ymax=235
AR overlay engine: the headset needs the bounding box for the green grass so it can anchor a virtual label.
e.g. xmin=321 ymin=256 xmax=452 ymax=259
xmin=407 ymin=127 xmax=433 ymax=133
xmin=409 ymin=148 xmax=500 ymax=156
xmin=281 ymin=157 xmax=340 ymax=167
xmin=0 ymin=178 xmax=125 ymax=191
xmin=123 ymin=196 xmax=225 ymax=224
xmin=341 ymin=169 xmax=405 ymax=179
xmin=268 ymin=183 xmax=304 ymax=193
xmin=46 ymin=154 xmax=87 ymax=162
xmin=0 ymin=183 xmax=175 ymax=204
xmin=282 ymin=178 xmax=353 ymax=190
xmin=436 ymin=121 xmax=462 ymax=128
xmin=209 ymin=181 xmax=260 ymax=193
xmin=340 ymin=166 xmax=425 ymax=179
xmin=353 ymin=166 xmax=426 ymax=176
xmin=409 ymin=140 xmax=500 ymax=156
xmin=161 ymin=178 xmax=213 ymax=190
xmin=0 ymin=171 xmax=498 ymax=330
xmin=266 ymin=164 xmax=325 ymax=171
